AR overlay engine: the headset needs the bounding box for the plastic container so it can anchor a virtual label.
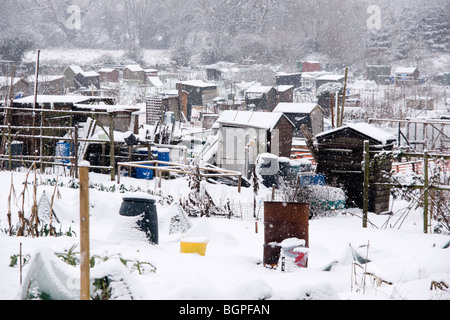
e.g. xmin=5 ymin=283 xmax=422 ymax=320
xmin=180 ymin=237 xmax=209 ymax=256
xmin=119 ymin=195 xmax=158 ymax=244
xmin=135 ymin=164 xmax=154 ymax=180
xmin=55 ymin=142 xmax=71 ymax=164
xmin=157 ymin=148 xmax=170 ymax=165
xmin=279 ymin=238 xmax=309 ymax=271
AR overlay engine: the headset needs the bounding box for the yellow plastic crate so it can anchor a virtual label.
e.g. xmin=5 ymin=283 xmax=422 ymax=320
xmin=180 ymin=238 xmax=209 ymax=256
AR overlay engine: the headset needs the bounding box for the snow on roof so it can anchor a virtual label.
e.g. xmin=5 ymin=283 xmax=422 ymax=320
xmin=217 ymin=110 xmax=291 ymax=131
xmin=395 ymin=67 xmax=418 ymax=74
xmin=80 ymin=71 xmax=100 ymax=77
xmin=0 ymin=76 xmax=27 ymax=87
xmin=27 ymin=75 xmax=64 ymax=82
xmin=316 ymin=123 xmax=396 ymax=145
xmin=276 ymin=85 xmax=294 ymax=92
xmin=98 ymin=68 xmax=117 ymax=73
xmin=181 ymin=80 xmax=217 ymax=88
xmin=273 ymin=102 xmax=320 ymax=114
xmin=277 ymin=72 xmax=302 ymax=76
xmin=74 ymin=104 xmax=140 ymax=112
xmin=245 ymin=85 xmax=273 ymax=93
xmin=68 ymin=65 xmax=83 ymax=74
xmin=125 ymin=65 xmax=144 ymax=72
xmin=148 ymin=76 xmax=163 ymax=87
xmin=14 ymin=95 xmax=91 ymax=104
xmin=316 ymin=74 xmax=345 ymax=81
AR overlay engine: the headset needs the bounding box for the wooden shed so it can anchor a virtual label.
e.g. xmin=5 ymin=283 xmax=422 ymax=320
xmin=366 ymin=65 xmax=392 ymax=84
xmin=216 ymin=110 xmax=294 ymax=178
xmin=394 ymin=67 xmax=420 ymax=85
xmin=64 ymin=65 xmax=84 ymax=89
xmin=75 ymin=71 xmax=101 ymax=89
xmin=276 ymin=85 xmax=294 ymax=103
xmin=0 ymin=76 xmax=30 ymax=99
xmin=276 ymin=73 xmax=302 ymax=88
xmin=273 ymin=102 xmax=324 ymax=139
xmin=98 ymin=68 xmax=120 ymax=83
xmin=302 ymin=61 xmax=321 ymax=72
xmin=28 ymin=75 xmax=65 ymax=95
xmin=315 ymin=123 xmax=396 ymax=214
xmin=315 ymin=74 xmax=345 ymax=90
xmin=244 ymin=85 xmax=278 ymax=111
xmin=123 ymin=65 xmax=145 ymax=82
xmin=180 ymin=80 xmax=218 ymax=108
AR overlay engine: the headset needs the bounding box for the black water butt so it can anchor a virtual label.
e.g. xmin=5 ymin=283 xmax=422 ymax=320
xmin=119 ymin=196 xmax=159 ymax=244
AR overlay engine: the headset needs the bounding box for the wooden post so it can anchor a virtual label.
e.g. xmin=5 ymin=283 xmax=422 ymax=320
xmin=423 ymin=150 xmax=429 ymax=234
xmin=40 ymin=111 xmax=44 ymax=172
xmin=8 ymin=124 xmax=11 ymax=170
xmin=32 ymin=50 xmax=40 ymax=163
xmin=340 ymin=67 xmax=349 ymax=127
xmin=109 ymin=112 xmax=115 ymax=181
xmin=335 ymin=91 xmax=340 ymax=128
xmin=74 ymin=126 xmax=79 ymax=179
xmin=19 ymin=242 xmax=23 ymax=286
xmin=79 ymin=162 xmax=90 ymax=300
xmin=330 ymin=93 xmax=335 ymax=129
xmin=363 ymin=141 xmax=370 ymax=228
xmin=300 ymin=124 xmax=318 ymax=162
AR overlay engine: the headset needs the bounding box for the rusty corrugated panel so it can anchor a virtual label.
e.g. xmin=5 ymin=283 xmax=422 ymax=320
xmin=263 ymin=202 xmax=309 ymax=268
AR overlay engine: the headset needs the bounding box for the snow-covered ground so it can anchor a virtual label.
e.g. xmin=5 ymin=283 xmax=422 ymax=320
xmin=0 ymin=170 xmax=449 ymax=301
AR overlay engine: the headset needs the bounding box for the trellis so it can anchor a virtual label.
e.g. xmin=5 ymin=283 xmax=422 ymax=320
xmin=0 ymin=106 xmax=117 ymax=179
xmin=368 ymin=118 xmax=450 ymax=153
xmin=362 ymin=140 xmax=450 ymax=233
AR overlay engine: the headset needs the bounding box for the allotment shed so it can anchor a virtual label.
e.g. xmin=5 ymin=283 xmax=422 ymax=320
xmin=216 ymin=110 xmax=294 ymax=178
xmin=315 ymin=123 xmax=396 ymax=214
xmin=273 ymin=102 xmax=324 ymax=139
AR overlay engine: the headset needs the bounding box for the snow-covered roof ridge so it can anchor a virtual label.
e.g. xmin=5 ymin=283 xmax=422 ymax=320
xmin=316 ymin=74 xmax=345 ymax=81
xmin=80 ymin=71 xmax=100 ymax=77
xmin=316 ymin=122 xmax=396 ymax=145
xmin=67 ymin=65 xmax=84 ymax=74
xmin=181 ymin=80 xmax=217 ymax=88
xmin=276 ymin=85 xmax=294 ymax=92
xmin=14 ymin=94 xmax=90 ymax=104
xmin=395 ymin=67 xmax=418 ymax=74
xmin=27 ymin=75 xmax=65 ymax=82
xmin=0 ymin=76 xmax=28 ymax=86
xmin=217 ymin=110 xmax=292 ymax=131
xmin=273 ymin=102 xmax=320 ymax=114
xmin=125 ymin=65 xmax=144 ymax=72
xmin=245 ymin=85 xmax=274 ymax=93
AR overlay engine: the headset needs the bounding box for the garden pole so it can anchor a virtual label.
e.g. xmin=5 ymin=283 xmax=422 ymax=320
xmin=423 ymin=150 xmax=429 ymax=234
xmin=363 ymin=141 xmax=370 ymax=228
xmin=340 ymin=67 xmax=349 ymax=127
xmin=79 ymin=162 xmax=90 ymax=300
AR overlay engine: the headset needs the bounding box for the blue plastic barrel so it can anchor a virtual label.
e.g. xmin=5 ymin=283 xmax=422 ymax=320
xmin=157 ymin=148 xmax=170 ymax=166
xmin=135 ymin=164 xmax=154 ymax=180
xmin=56 ymin=142 xmax=71 ymax=164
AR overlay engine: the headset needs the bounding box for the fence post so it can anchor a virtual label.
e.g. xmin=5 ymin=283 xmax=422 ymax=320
xmin=109 ymin=112 xmax=115 ymax=181
xmin=363 ymin=141 xmax=370 ymax=228
xmin=79 ymin=162 xmax=90 ymax=300
xmin=423 ymin=150 xmax=429 ymax=234
xmin=8 ymin=124 xmax=12 ymax=170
